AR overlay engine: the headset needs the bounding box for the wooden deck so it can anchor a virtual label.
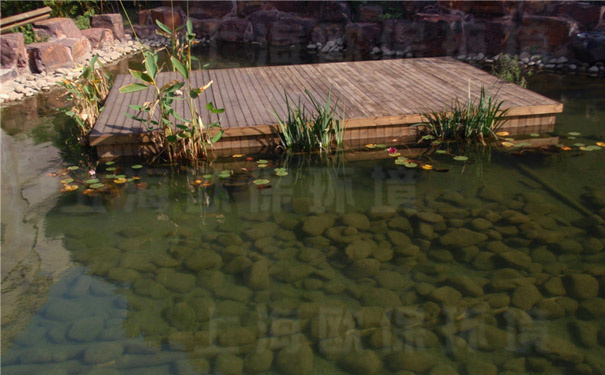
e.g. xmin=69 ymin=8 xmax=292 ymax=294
xmin=91 ymin=57 xmax=563 ymax=158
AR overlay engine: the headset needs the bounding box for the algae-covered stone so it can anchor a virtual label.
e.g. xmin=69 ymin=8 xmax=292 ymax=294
xmin=485 ymin=293 xmax=510 ymax=308
xmin=368 ymin=328 xmax=400 ymax=349
xmin=466 ymin=358 xmax=497 ymax=375
xmin=155 ymin=269 xmax=196 ymax=293
xmin=429 ymin=286 xmax=462 ymax=306
xmin=467 ymin=324 xmax=510 ymax=351
xmin=429 ymin=364 xmax=458 ymax=375
xmin=67 ymin=316 xmax=104 ymax=342
xmin=497 ymin=250 xmax=532 ymax=269
xmin=273 ymin=261 xmax=315 ymax=282
xmin=246 ymin=222 xmax=278 ymax=239
xmin=276 ymin=343 xmax=314 ymax=375
xmin=570 ymin=321 xmax=598 ymax=348
xmin=534 ymin=335 xmax=584 ymax=364
xmin=83 ymin=342 xmax=123 ymax=364
xmin=360 ymin=288 xmax=402 ymax=308
xmin=565 ymin=274 xmax=599 ymax=299
xmin=373 ymin=245 xmax=394 ymax=262
xmin=478 ymin=185 xmax=505 ymax=203
xmin=271 ymin=319 xmax=301 ymax=336
xmin=345 ymin=239 xmax=375 ymax=262
xmin=341 ymin=213 xmax=370 ymax=230
xmin=541 ymin=276 xmax=566 ymax=296
xmin=302 ymin=216 xmax=333 ymax=236
xmin=553 ymin=238 xmax=583 ymax=254
xmin=375 ymin=271 xmax=407 ymax=290
xmin=43 ymin=299 xmax=85 ymax=322
xmin=511 ymin=283 xmax=542 ymax=311
xmin=440 ymin=228 xmax=487 ymax=248
xmin=447 ymin=276 xmax=484 ymax=297
xmin=186 ymin=295 xmax=215 ymax=321
xmin=248 ymin=259 xmax=270 ymax=290
xmin=133 ymin=278 xmax=168 ymax=299
xmin=388 ymin=216 xmax=412 ymax=231
xmin=215 ymin=284 xmax=252 ymax=302
xmin=582 ymin=237 xmax=604 ymax=254
xmin=244 ymin=348 xmax=273 ymax=373
xmin=533 ymin=299 xmax=565 ymax=319
xmin=339 ymin=350 xmax=382 ymax=375
xmin=354 ymin=306 xmax=388 ymax=329
xmin=164 ymin=302 xmax=196 ymax=330
xmin=347 ymin=258 xmax=380 ymax=279
xmin=197 ymin=270 xmax=225 ymax=291
xmin=388 ymin=231 xmax=412 ymax=246
xmin=184 ymin=250 xmax=222 ymax=271
xmin=578 ymin=298 xmax=605 ymax=319
xmin=19 ymin=348 xmax=52 ymax=364
xmin=223 ymin=256 xmax=253 ymax=274
xmin=471 ymin=218 xmax=493 ymax=231
xmin=386 ymin=350 xmax=436 ymax=372
xmin=218 ymin=327 xmax=257 ymax=347
xmin=217 ymin=354 xmax=243 ymax=375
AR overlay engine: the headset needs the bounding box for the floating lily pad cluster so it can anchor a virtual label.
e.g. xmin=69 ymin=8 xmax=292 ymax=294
xmin=56 ymin=163 xmax=146 ymax=194
xmin=275 ymin=168 xmax=288 ymax=177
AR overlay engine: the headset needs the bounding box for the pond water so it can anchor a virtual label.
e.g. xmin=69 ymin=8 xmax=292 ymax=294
xmin=1 ymin=46 xmax=604 ymax=375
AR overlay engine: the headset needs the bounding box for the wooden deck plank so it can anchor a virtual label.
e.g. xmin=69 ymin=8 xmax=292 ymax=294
xmin=91 ymin=57 xmax=564 ymax=154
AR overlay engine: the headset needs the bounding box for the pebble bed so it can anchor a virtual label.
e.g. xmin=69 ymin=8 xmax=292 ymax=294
xmin=2 ymin=163 xmax=604 ymax=375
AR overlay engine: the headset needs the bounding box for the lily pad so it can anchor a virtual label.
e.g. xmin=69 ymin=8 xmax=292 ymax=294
xmin=453 ymin=156 xmax=468 ymax=161
xmin=62 ymin=185 xmax=78 ymax=192
xmin=90 ymin=183 xmax=104 ymax=189
xmin=365 ymin=144 xmax=377 ymax=149
xmin=86 ymin=178 xmax=100 ymax=184
xmin=106 ymin=174 xmax=116 ymax=179
xmin=132 ymin=165 xmax=143 ymax=170
xmin=530 ymin=133 xmax=540 ymax=137
xmin=115 ymin=174 xmax=126 ymax=179
xmin=257 ymin=159 xmax=268 ymax=164
xmin=403 ymin=162 xmax=417 ymax=168
xmin=514 ymin=142 xmax=531 ymax=148
xmin=276 ymin=171 xmax=288 ymax=177
xmin=435 ymin=150 xmax=447 ymax=154
xmin=67 ymin=166 xmax=79 ymax=171
xmin=395 ymin=159 xmax=407 ymax=165
xmin=105 ymin=161 xmax=115 ymax=166
xmin=257 ymin=164 xmax=268 ymax=168
xmin=60 ymin=178 xmax=74 ymax=184
xmin=253 ymin=179 xmax=270 ymax=185
xmin=574 ymin=143 xmax=585 ymax=148
xmin=202 ymin=174 xmax=214 ymax=179
xmin=389 ymin=152 xmax=401 ymax=157
xmin=581 ymin=145 xmax=602 ymax=151
xmin=568 ymin=132 xmax=581 ymax=136
xmin=375 ymin=144 xmax=386 ymax=148
xmin=106 ymin=167 xmax=116 ymax=172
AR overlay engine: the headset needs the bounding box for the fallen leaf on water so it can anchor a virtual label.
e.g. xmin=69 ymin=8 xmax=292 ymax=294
xmin=561 ymin=146 xmax=572 ymax=151
xmin=596 ymin=142 xmax=605 ymax=147
xmin=496 ymin=131 xmax=509 ymax=137
xmin=422 ymin=164 xmax=433 ymax=170
xmin=232 ymin=154 xmax=244 ymax=158
xmin=61 ymin=185 xmax=78 ymax=192
xmin=136 ymin=182 xmax=148 ymax=189
xmin=501 ymin=141 xmax=514 ymax=147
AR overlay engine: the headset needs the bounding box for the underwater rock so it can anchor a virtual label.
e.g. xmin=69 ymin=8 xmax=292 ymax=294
xmin=570 ymin=321 xmax=598 ymax=348
xmin=339 ymin=350 xmax=382 ymax=375
xmin=184 ymin=250 xmax=223 ymax=271
xmin=341 ymin=213 xmax=370 ymax=230
xmin=245 ymin=222 xmax=278 ymax=239
xmin=276 ymin=343 xmax=314 ymax=375
xmin=155 ymin=269 xmax=196 ymax=293
xmin=218 ymin=327 xmax=257 ymax=347
xmin=578 ymin=298 xmax=605 ymax=319
xmin=67 ymin=316 xmax=105 ymax=342
xmin=216 ymin=354 xmax=243 ymax=375
xmin=534 ymin=335 xmax=584 ymax=364
xmin=83 ymin=342 xmax=123 ymax=364
xmin=447 ymin=276 xmax=485 ymax=297
xmin=478 ymin=185 xmax=505 ymax=203
xmin=360 ymin=288 xmax=402 ymax=308
xmin=302 ymin=215 xmax=334 ymax=236
xmin=541 ymin=276 xmax=566 ymax=296
xmin=345 ymin=239 xmax=376 ymax=262
xmin=133 ymin=278 xmax=168 ymax=299
xmin=164 ymin=302 xmax=196 ymax=330
xmin=471 ymin=218 xmax=493 ymax=231
xmin=223 ymin=256 xmax=253 ymax=274
xmin=43 ymin=300 xmax=85 ymax=322
xmin=533 ymin=299 xmax=566 ymax=319
xmin=347 ymin=258 xmax=380 ymax=279
xmin=512 ymin=283 xmax=543 ymax=311
xmin=387 ymin=231 xmax=412 ymax=246
xmin=244 ymin=348 xmax=273 ymax=373
xmin=368 ymin=328 xmax=399 ymax=349
xmin=385 ymin=350 xmax=436 ymax=372
xmin=19 ymin=348 xmax=53 ymax=364
xmin=582 ymin=237 xmax=604 ymax=254
xmin=497 ymin=250 xmax=532 ymax=269
xmin=186 ymin=295 xmax=215 ymax=321
xmin=197 ymin=269 xmax=225 ymax=291
xmin=471 ymin=252 xmax=496 ymax=270
xmin=375 ymin=270 xmax=407 ymax=290
xmin=466 ymin=358 xmax=497 ymax=375
xmin=565 ymin=274 xmax=599 ymax=299
xmin=388 ymin=216 xmax=412 ymax=232
xmin=467 ymin=323 xmax=511 ymax=351
xmin=120 ymin=252 xmax=156 ymax=272
xmin=273 ymin=261 xmax=315 ymax=282
xmin=354 ymin=306 xmax=388 ymax=329
xmin=553 ymin=239 xmax=583 ymax=254
xmin=215 ymin=283 xmax=252 ymax=302
xmin=248 ymin=259 xmax=270 ymax=290
xmin=440 ymin=228 xmax=488 ymax=248
xmin=429 ymin=364 xmax=459 ymax=375
xmin=429 ymin=286 xmax=462 ymax=305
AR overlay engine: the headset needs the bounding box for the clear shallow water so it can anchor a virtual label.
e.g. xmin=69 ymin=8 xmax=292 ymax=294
xmin=1 ymin=49 xmax=605 ymax=375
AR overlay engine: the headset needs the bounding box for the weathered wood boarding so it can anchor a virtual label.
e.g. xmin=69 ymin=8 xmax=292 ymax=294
xmin=91 ymin=57 xmax=563 ymax=158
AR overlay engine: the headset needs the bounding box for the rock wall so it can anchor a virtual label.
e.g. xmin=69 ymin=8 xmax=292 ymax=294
xmin=140 ymin=0 xmax=605 ymax=63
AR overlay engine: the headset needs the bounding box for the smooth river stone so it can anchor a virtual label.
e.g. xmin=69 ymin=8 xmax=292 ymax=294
xmin=339 ymin=350 xmax=382 ymax=375
xmin=447 ymin=276 xmax=485 ymax=297
xmin=565 ymin=274 xmax=599 ymax=299
xmin=245 ymin=222 xmax=278 ymax=239
xmin=155 ymin=269 xmax=196 ymax=293
xmin=385 ymin=350 xmax=436 ymax=372
xmin=302 ymin=216 xmax=334 ymax=236
xmin=216 ymin=354 xmax=243 ymax=375
xmin=511 ymin=283 xmax=542 ymax=311
xmin=244 ymin=348 xmax=273 ymax=373
xmin=67 ymin=317 xmax=105 ymax=342
xmin=83 ymin=342 xmax=124 ymax=364
xmin=276 ymin=343 xmax=314 ymax=375
xmin=440 ymin=228 xmax=487 ymax=248
xmin=534 ymin=335 xmax=584 ymax=364
xmin=43 ymin=300 xmax=85 ymax=322
xmin=341 ymin=213 xmax=370 ymax=230
xmin=345 ymin=239 xmax=375 ymax=262
xmin=184 ymin=250 xmax=222 ymax=271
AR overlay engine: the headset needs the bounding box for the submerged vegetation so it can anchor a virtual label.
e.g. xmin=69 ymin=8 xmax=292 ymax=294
xmin=416 ymin=86 xmax=508 ymax=145
xmin=273 ymin=90 xmax=345 ymax=153
xmin=120 ymin=20 xmax=224 ymax=164
xmin=492 ymin=54 xmax=532 ymax=88
xmin=59 ymin=55 xmax=111 ymax=140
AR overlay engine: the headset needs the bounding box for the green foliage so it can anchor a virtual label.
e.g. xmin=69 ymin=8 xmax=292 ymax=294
xmin=0 ymin=2 xmax=40 ymax=18
xmin=44 ymin=0 xmax=99 ymax=18
xmin=492 ymin=54 xmax=532 ymax=88
xmin=9 ymin=24 xmax=46 ymax=45
xmin=272 ymin=90 xmax=346 ymax=153
xmin=74 ymin=13 xmax=91 ymax=30
xmin=416 ymin=87 xmax=508 ymax=144
xmin=155 ymin=19 xmax=201 ymax=72
xmin=58 ymin=55 xmax=111 ymax=139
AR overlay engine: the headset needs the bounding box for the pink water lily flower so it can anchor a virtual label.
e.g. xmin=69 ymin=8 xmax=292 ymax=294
xmin=388 ymin=147 xmax=397 ymax=154
xmin=88 ymin=169 xmax=96 ymax=177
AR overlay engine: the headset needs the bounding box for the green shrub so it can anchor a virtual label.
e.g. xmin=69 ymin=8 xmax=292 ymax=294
xmin=492 ymin=54 xmax=532 ymax=88
xmin=272 ymin=90 xmax=345 ymax=153
xmin=416 ymin=86 xmax=508 ymax=144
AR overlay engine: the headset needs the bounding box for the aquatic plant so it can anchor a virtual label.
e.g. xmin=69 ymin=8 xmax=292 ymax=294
xmin=59 ymin=55 xmax=111 ymax=140
xmin=416 ymin=86 xmax=508 ymax=145
xmin=272 ymin=90 xmax=345 ymax=152
xmin=120 ymin=20 xmax=224 ymax=164
xmin=492 ymin=54 xmax=532 ymax=88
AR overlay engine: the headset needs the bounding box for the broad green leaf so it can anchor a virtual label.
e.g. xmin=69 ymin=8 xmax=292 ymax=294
xmin=143 ymin=51 xmax=158 ymax=79
xmin=129 ymin=69 xmax=153 ymax=83
xmin=119 ymin=83 xmax=148 ymax=94
xmin=206 ymin=102 xmax=225 ymax=114
xmin=453 ymin=156 xmax=468 ymax=161
xmin=171 ymin=56 xmax=189 ymax=80
xmin=190 ymin=88 xmax=201 ymax=98
xmin=166 ymin=135 xmax=177 ymax=142
xmin=211 ymin=130 xmax=224 ymax=143
xmin=132 ymin=165 xmax=143 ymax=170
xmin=86 ymin=178 xmax=100 ymax=184
xmin=155 ymin=19 xmax=173 ymax=34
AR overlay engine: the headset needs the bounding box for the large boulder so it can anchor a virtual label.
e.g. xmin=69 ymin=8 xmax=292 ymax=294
xmin=91 ymin=14 xmax=125 ymax=42
xmin=189 ymin=1 xmax=235 ymax=19
xmin=149 ymin=7 xmax=183 ymax=32
xmin=464 ymin=19 xmax=516 ymax=55
xmin=33 ymin=18 xmax=82 ymax=40
xmin=320 ymin=1 xmax=351 ymax=23
xmin=359 ymin=5 xmax=383 ymax=23
xmin=248 ymin=10 xmax=282 ymax=44
xmin=26 ymin=42 xmax=73 ymax=73
xmin=57 ymin=37 xmax=91 ymax=62
xmin=269 ymin=15 xmax=315 ymax=46
xmin=412 ymin=13 xmax=463 ymax=57
xmin=0 ymin=33 xmax=29 ymax=75
xmin=572 ymin=32 xmax=605 ymax=64
xmin=191 ymin=18 xmax=221 ymax=39
xmin=516 ymin=15 xmax=579 ymax=56
xmin=132 ymin=25 xmax=156 ymax=40
xmin=556 ymin=2 xmax=604 ymax=30
xmin=217 ymin=17 xmax=253 ymax=43
xmin=81 ymin=28 xmax=114 ymax=49
xmin=344 ymin=23 xmax=382 ymax=52
xmin=392 ymin=20 xmax=415 ymax=51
